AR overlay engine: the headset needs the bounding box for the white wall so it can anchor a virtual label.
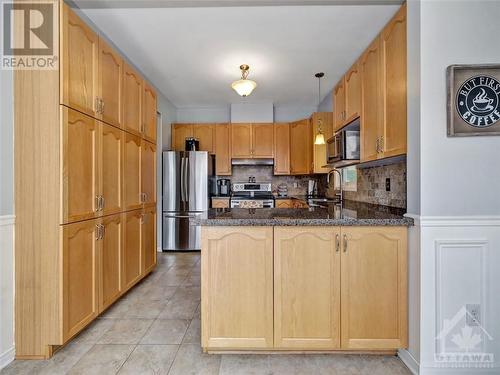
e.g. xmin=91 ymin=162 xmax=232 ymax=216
xmin=0 ymin=70 xmax=14 ymax=216
xmin=176 ymin=105 xmax=229 ymax=124
xmin=318 ymin=90 xmax=333 ymax=112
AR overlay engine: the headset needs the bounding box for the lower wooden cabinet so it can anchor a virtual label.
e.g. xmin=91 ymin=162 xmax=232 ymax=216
xmin=211 ymin=197 xmax=230 ymax=208
xmin=201 ymin=227 xmax=274 ymax=349
xmin=124 ymin=209 xmax=143 ymax=289
xmin=274 ymin=227 xmax=340 ymax=349
xmin=201 ymin=226 xmax=407 ymax=352
xmin=142 ymin=206 xmax=157 ymax=274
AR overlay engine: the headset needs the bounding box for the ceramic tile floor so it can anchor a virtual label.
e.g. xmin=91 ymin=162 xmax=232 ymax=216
xmin=1 ymin=252 xmax=411 ymax=375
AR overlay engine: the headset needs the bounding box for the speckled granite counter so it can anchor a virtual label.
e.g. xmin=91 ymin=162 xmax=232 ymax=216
xmin=195 ymin=200 xmax=414 ymax=226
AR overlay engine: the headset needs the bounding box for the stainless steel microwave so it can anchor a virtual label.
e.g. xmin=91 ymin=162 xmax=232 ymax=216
xmin=326 ymin=129 xmax=360 ymax=167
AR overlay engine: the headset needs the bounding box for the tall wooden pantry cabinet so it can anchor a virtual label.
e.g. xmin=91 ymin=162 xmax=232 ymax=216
xmin=14 ymin=2 xmax=157 ymax=359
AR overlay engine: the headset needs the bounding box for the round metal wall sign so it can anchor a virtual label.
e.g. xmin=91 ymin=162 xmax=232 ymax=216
xmin=456 ymin=75 xmax=500 ymax=128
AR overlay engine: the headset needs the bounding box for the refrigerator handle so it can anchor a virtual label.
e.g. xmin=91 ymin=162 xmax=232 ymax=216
xmin=180 ymin=156 xmax=185 ymax=203
xmin=184 ymin=156 xmax=190 ymax=209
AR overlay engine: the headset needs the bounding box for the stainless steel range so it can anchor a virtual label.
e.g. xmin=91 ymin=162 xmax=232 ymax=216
xmin=230 ymin=182 xmax=275 ymax=208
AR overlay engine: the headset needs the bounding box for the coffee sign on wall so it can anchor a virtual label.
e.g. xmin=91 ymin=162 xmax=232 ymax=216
xmin=447 ymin=65 xmax=500 ymax=136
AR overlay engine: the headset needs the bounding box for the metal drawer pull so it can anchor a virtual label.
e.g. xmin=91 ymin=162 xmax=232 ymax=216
xmin=335 ymin=233 xmax=340 ymax=252
xmin=343 ymin=234 xmax=348 ymax=253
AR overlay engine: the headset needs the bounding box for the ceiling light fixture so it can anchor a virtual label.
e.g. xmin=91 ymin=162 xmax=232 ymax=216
xmin=231 ymin=64 xmax=257 ymax=97
xmin=314 ymin=72 xmax=326 ymax=145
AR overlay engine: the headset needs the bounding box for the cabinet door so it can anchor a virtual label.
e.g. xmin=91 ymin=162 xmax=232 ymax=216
xmin=360 ymin=37 xmax=383 ymax=162
xmin=275 ymin=199 xmax=292 ymax=208
xmin=62 ymin=108 xmax=100 ymax=223
xmin=341 ymin=227 xmax=407 ymax=349
xmin=143 ymin=82 xmax=157 ymax=142
xmin=381 ymin=4 xmax=407 ymax=158
xmin=60 ymin=4 xmax=99 ymax=118
xmin=99 ymin=214 xmax=123 ymax=312
xmin=142 ymin=207 xmax=156 ymax=274
xmin=311 ymin=113 xmax=332 ymax=174
xmin=252 ymin=123 xmax=274 ymax=158
xmin=123 ymin=63 xmax=143 ymax=135
xmin=101 ymin=123 xmax=123 ymax=216
xmin=273 ymin=123 xmax=290 ymax=175
xmin=193 ymin=124 xmax=215 ymax=153
xmin=99 ymin=37 xmax=123 ymax=128
xmin=212 ymin=198 xmax=229 ymax=208
xmin=274 ymin=227 xmax=340 ymax=349
xmin=124 ymin=133 xmax=142 ymax=210
xmin=290 ymin=119 xmax=311 ymax=175
xmin=231 ymin=123 xmax=252 ymax=158
xmin=141 ymin=140 xmax=156 ymax=206
xmin=124 ymin=210 xmax=143 ymax=289
xmin=333 ymin=79 xmax=345 ymax=131
xmin=214 ymin=123 xmax=231 ymax=175
xmin=345 ymin=63 xmax=361 ymax=124
xmin=62 ymin=219 xmax=99 ymax=341
xmin=201 ymin=227 xmax=273 ymax=349
xmin=172 ymin=124 xmax=193 ymax=151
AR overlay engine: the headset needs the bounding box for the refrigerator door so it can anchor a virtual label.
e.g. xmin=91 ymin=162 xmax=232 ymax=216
xmin=163 ymin=151 xmax=184 ymax=212
xmin=162 ymin=212 xmax=203 ymax=251
xmin=186 ymin=151 xmax=211 ymax=212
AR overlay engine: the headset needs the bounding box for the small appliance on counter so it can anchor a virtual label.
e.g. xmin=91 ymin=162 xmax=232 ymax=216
xmin=277 ymin=183 xmax=288 ymax=197
xmin=185 ymin=137 xmax=200 ymax=151
xmin=217 ymin=178 xmax=231 ymax=196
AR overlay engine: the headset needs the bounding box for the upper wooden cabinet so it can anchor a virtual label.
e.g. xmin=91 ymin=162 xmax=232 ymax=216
xmin=171 ymin=123 xmax=193 ymax=151
xmin=333 ymin=79 xmax=345 ymax=131
xmin=201 ymin=227 xmax=274 ymax=350
xmin=274 ymin=227 xmax=341 ymax=349
xmin=193 ymin=124 xmax=215 ymax=154
xmin=61 ymin=4 xmax=99 ymax=118
xmin=290 ymin=119 xmax=311 ymax=175
xmin=124 ymin=133 xmax=142 ymax=211
xmin=345 ymin=63 xmax=361 ymax=124
xmin=214 ymin=123 xmax=231 ymax=175
xmin=231 ymin=123 xmax=253 ymax=158
xmin=340 ymin=226 xmax=407 ymax=349
xmin=141 ymin=140 xmax=156 ymax=206
xmin=142 ymin=82 xmax=157 ymax=142
xmin=252 ymin=123 xmax=274 ymax=158
xmin=101 ymin=123 xmax=123 ymax=216
xmin=123 ymin=63 xmax=143 ymax=136
xmin=311 ymin=113 xmax=333 ymax=174
xmin=98 ymin=38 xmax=123 ymax=128
xmin=380 ymin=3 xmax=407 ymax=158
xmin=273 ymin=123 xmax=290 ymax=175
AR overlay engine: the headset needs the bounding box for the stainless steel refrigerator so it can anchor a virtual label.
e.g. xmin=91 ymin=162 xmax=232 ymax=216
xmin=162 ymin=151 xmax=214 ymax=251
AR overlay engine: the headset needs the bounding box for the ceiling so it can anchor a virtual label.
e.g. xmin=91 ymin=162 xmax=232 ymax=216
xmin=78 ymin=3 xmax=400 ymax=108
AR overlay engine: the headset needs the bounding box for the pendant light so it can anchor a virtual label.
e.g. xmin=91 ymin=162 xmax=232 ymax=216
xmin=231 ymin=64 xmax=257 ymax=97
xmin=314 ymin=72 xmax=326 ymax=145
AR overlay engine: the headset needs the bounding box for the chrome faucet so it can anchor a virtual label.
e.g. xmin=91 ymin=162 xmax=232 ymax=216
xmin=327 ymin=168 xmax=343 ymax=203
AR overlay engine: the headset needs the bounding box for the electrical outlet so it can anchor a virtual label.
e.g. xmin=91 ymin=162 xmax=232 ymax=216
xmin=385 ymin=178 xmax=391 ymax=192
xmin=293 ymin=182 xmax=298 ymax=188
xmin=466 ymin=304 xmax=481 ymax=326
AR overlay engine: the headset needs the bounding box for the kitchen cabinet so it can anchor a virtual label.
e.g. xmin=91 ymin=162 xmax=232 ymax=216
xmin=333 ymin=79 xmax=345 ymax=131
xmin=142 ymin=81 xmax=157 ymax=142
xmin=360 ymin=37 xmax=383 ymax=163
xmin=212 ymin=198 xmax=230 ymax=208
xmin=252 ymin=123 xmax=274 ymax=158
xmin=214 ymin=123 xmax=231 ymax=175
xmin=123 ymin=62 xmax=143 ymax=136
xmin=193 ymin=124 xmax=215 ymax=154
xmin=274 ymin=227 xmax=340 ymax=349
xmin=62 ymin=219 xmax=99 ymax=342
xmin=340 ymin=226 xmax=407 ymax=349
xmin=231 ymin=123 xmax=253 ymax=158
xmin=380 ymin=3 xmax=407 ymax=158
xmin=273 ymin=123 xmax=290 ymax=175
xmin=124 ymin=210 xmax=143 ymax=289
xmin=275 ymin=199 xmax=293 ymax=208
xmin=142 ymin=207 xmax=157 ymax=274
xmin=60 ymin=4 xmax=99 ymax=118
xmin=311 ymin=112 xmax=333 ymax=174
xmin=171 ymin=123 xmax=194 ymax=151
xmin=124 ymin=133 xmax=142 ymax=210
xmin=345 ymin=62 xmax=361 ymax=124
xmin=98 ymin=214 xmax=123 ymax=313
xmin=290 ymin=119 xmax=311 ymax=175
xmin=98 ymin=38 xmax=123 ymax=128
xmin=141 ymin=140 xmax=156 ymax=207
xmin=201 ymin=227 xmax=274 ymax=349
xmin=101 ymin=123 xmax=123 ymax=216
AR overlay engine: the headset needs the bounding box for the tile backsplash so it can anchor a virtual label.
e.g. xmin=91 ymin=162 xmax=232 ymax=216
xmin=219 ymin=166 xmax=325 ymax=196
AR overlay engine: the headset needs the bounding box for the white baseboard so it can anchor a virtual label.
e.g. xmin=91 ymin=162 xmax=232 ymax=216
xmin=419 ymin=366 xmax=500 ymax=375
xmin=398 ymin=349 xmax=419 ymax=374
xmin=0 ymin=347 xmax=15 ymax=370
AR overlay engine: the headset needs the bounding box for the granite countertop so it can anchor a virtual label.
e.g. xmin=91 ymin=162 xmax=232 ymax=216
xmin=195 ymin=200 xmax=414 ymax=227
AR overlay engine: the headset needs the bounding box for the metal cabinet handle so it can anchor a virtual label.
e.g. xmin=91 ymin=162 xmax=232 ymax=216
xmin=101 ymin=196 xmax=105 ymax=209
xmin=379 ymin=136 xmax=384 ymax=153
xmin=95 ymin=195 xmax=100 ymax=211
xmin=101 ymin=224 xmax=105 ymax=239
xmin=376 ymin=138 xmax=380 ymax=153
xmin=335 ymin=234 xmax=340 ymax=252
xmin=343 ymin=234 xmax=348 ymax=253
xmin=95 ymin=97 xmax=100 ymax=114
xmin=95 ymin=224 xmax=101 ymax=240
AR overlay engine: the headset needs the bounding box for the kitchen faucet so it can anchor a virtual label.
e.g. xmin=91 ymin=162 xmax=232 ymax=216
xmin=327 ymin=168 xmax=343 ymax=203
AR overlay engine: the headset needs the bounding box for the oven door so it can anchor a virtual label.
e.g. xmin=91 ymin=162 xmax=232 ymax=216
xmin=327 ymin=133 xmax=343 ymax=163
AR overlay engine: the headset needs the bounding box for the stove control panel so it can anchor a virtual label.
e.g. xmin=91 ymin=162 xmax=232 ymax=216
xmin=232 ymin=183 xmax=272 ymax=192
